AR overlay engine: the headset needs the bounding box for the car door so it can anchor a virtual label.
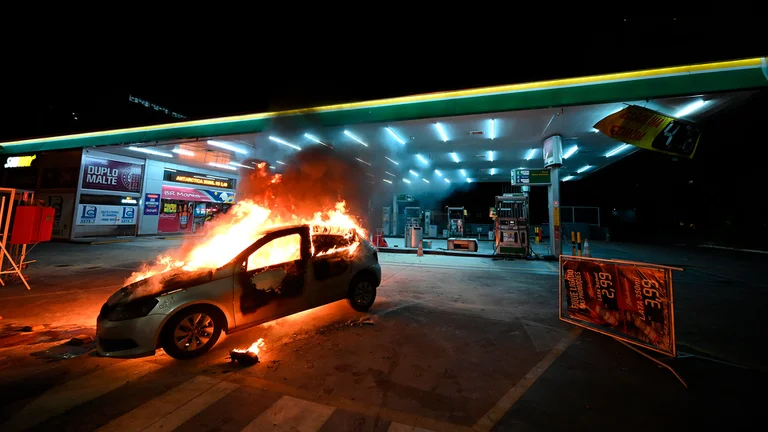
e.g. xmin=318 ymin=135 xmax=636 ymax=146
xmin=232 ymin=227 xmax=313 ymax=328
xmin=307 ymin=233 xmax=355 ymax=306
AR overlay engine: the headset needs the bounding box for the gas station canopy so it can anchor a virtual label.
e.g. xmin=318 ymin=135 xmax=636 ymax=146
xmin=1 ymin=58 xmax=766 ymax=185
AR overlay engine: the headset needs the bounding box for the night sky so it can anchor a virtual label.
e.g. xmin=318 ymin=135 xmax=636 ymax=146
xmin=2 ymin=16 xmax=765 ymax=246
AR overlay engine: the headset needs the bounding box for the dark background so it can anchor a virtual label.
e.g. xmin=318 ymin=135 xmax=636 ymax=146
xmin=2 ymin=16 xmax=765 ymax=248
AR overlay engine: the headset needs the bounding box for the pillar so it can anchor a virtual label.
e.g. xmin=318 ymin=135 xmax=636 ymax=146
xmin=548 ymin=167 xmax=561 ymax=257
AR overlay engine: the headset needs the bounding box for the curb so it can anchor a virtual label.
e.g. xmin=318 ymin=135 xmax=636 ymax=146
xmin=378 ymin=247 xmax=495 ymax=259
xmin=698 ymin=245 xmax=768 ymax=255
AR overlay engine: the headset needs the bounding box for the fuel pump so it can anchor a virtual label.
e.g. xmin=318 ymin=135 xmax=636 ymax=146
xmin=494 ymin=194 xmax=528 ymax=258
xmin=404 ymin=206 xmax=421 ymax=247
xmin=447 ymin=207 xmax=465 ymax=237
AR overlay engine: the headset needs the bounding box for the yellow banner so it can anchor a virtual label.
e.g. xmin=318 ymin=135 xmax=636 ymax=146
xmin=594 ymin=105 xmax=701 ymax=158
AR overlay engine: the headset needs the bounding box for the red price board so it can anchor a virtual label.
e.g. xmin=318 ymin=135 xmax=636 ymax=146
xmin=559 ymin=256 xmax=676 ymax=356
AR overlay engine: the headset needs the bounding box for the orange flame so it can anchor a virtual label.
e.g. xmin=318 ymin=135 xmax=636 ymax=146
xmin=126 ymin=169 xmax=366 ymax=285
xmin=233 ymin=337 xmax=265 ymax=355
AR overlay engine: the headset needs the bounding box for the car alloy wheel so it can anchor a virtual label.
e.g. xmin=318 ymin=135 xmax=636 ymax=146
xmin=173 ymin=312 xmax=215 ymax=351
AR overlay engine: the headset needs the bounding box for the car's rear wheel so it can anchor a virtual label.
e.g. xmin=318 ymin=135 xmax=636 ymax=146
xmin=160 ymin=305 xmax=224 ymax=360
xmin=347 ymin=274 xmax=377 ymax=312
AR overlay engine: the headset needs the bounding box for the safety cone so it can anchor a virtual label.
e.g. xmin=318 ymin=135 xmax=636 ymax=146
xmin=417 ymin=241 xmax=423 ymax=257
xmin=583 ymin=239 xmax=592 ymax=257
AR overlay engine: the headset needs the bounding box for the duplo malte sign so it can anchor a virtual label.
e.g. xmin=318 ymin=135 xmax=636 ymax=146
xmin=81 ymin=156 xmax=144 ymax=193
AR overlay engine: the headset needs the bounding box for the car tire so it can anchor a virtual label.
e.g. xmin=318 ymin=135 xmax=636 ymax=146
xmin=347 ymin=273 xmax=377 ymax=312
xmin=160 ymin=305 xmax=224 ymax=360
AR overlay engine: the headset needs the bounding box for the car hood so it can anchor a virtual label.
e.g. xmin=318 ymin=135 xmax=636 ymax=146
xmin=107 ymin=268 xmax=224 ymax=306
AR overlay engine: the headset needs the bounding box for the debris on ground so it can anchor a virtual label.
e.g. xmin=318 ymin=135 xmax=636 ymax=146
xmin=346 ymin=316 xmax=376 ymax=326
xmin=21 ymin=325 xmax=45 ymax=332
xmin=67 ymin=335 xmax=94 ymax=346
xmin=229 ymin=350 xmax=260 ymax=366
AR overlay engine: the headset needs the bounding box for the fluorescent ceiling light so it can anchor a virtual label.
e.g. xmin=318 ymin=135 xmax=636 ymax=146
xmin=592 ymin=128 xmax=600 ymax=133
xmin=229 ymin=162 xmax=255 ymax=170
xmin=403 ymin=178 xmax=411 ymax=184
xmin=269 ymin=136 xmax=301 ymax=150
xmin=460 ymin=169 xmax=467 ymax=177
xmin=466 ymin=178 xmax=472 ymax=183
xmin=489 ymin=119 xmax=495 ymax=140
xmin=576 ymin=165 xmax=593 ymax=174
xmin=605 ymin=143 xmax=631 ymax=157
xmin=416 ymin=154 xmax=428 ymax=165
xmin=344 ymin=130 xmax=368 ymax=147
xmin=208 ymin=140 xmax=248 ymax=155
xmin=422 ymin=178 xmax=430 ymax=183
xmin=209 ymin=162 xmax=237 ymax=171
xmin=172 ymin=148 xmax=194 ymax=156
xmin=385 ymin=127 xmax=406 ymax=145
xmin=488 ymin=150 xmax=494 ymax=162
xmin=383 ymin=178 xmax=393 ymax=184
xmin=674 ymin=99 xmax=707 ymax=118
xmin=525 ymin=148 xmax=537 ymax=160
xmin=385 ymin=156 xmax=399 ymax=165
xmin=269 ymin=165 xmax=276 ymax=169
xmin=490 ymin=168 xmax=497 ymax=175
xmin=563 ymin=176 xmax=575 ymax=181
xmin=409 ymin=170 xmax=419 ymax=177
xmin=276 ymin=160 xmax=286 ymax=165
xmin=384 ymin=171 xmax=396 ymax=177
xmin=355 ymin=157 xmax=371 ymax=166
xmin=450 ymin=152 xmax=460 ymax=163
xmin=304 ymin=133 xmax=332 ymax=148
xmin=434 ymin=123 xmax=448 ymax=142
xmin=563 ymin=145 xmax=578 ymax=159
xmin=434 ymin=169 xmax=442 ymax=176
xmin=128 ymin=146 xmax=173 ymax=158
xmin=444 ymin=178 xmax=450 ymax=183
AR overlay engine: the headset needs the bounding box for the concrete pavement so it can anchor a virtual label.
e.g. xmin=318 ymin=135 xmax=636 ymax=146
xmin=0 ymin=239 xmax=764 ymax=430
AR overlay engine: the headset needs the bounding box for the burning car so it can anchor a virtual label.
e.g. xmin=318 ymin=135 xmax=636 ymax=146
xmin=96 ymin=223 xmax=381 ymax=359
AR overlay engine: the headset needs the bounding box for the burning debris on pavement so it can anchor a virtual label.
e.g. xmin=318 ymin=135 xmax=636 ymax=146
xmin=229 ymin=337 xmax=265 ymax=366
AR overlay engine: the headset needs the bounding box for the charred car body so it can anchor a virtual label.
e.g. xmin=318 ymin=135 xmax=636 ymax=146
xmin=97 ymin=224 xmax=381 ymax=359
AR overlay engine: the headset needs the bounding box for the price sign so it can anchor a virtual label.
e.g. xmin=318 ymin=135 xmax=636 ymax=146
xmin=559 ymin=256 xmax=676 ymax=356
xmin=512 ymin=168 xmax=551 ymax=186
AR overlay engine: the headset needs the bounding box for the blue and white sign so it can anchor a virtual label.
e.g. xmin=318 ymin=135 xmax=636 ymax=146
xmin=144 ymin=193 xmax=160 ymax=215
xmin=76 ymin=204 xmax=138 ymax=225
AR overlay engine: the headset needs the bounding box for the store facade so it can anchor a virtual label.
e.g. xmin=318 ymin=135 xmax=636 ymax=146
xmin=74 ymin=149 xmax=145 ymax=238
xmin=137 ymin=159 xmax=237 ymax=236
xmin=2 ymin=147 xmax=241 ymax=240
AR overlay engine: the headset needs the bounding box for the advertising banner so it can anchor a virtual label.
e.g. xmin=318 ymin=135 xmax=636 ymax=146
xmin=76 ymin=204 xmax=138 ymax=225
xmin=559 ymin=256 xmax=676 ymax=356
xmin=81 ymin=156 xmax=144 ymax=192
xmin=593 ymin=105 xmax=701 ymax=158
xmin=161 ymin=185 xmax=235 ymax=203
xmin=144 ymin=193 xmax=160 ymax=215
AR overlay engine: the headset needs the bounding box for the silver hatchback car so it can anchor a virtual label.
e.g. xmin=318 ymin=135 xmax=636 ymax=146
xmin=97 ymin=224 xmax=381 ymax=359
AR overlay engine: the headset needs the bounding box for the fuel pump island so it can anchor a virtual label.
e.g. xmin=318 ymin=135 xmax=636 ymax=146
xmin=492 ymin=135 xmax=564 ymax=259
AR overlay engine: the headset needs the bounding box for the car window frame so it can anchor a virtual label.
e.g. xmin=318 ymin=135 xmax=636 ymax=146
xmin=232 ymin=226 xmax=312 ymax=272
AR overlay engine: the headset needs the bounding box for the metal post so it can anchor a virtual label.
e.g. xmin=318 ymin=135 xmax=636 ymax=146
xmin=548 ymin=166 xmax=562 ymax=257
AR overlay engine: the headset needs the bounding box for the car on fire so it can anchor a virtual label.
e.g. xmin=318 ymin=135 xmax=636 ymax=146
xmin=96 ymin=224 xmax=381 ymax=359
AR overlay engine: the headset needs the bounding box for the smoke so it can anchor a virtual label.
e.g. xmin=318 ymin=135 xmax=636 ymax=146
xmin=238 ymin=145 xmax=373 ymax=227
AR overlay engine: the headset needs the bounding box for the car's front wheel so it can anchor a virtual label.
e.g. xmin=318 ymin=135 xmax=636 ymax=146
xmin=160 ymin=305 xmax=224 ymax=360
xmin=347 ymin=274 xmax=377 ymax=312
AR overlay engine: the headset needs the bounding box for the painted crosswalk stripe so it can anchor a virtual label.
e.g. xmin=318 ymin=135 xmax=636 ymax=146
xmin=3 ymin=360 xmax=159 ymax=432
xmin=241 ymin=395 xmax=336 ymax=432
xmin=387 ymin=422 xmax=434 ymax=432
xmin=143 ymin=380 xmax=239 ymax=431
xmin=97 ymin=375 xmax=232 ymax=432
